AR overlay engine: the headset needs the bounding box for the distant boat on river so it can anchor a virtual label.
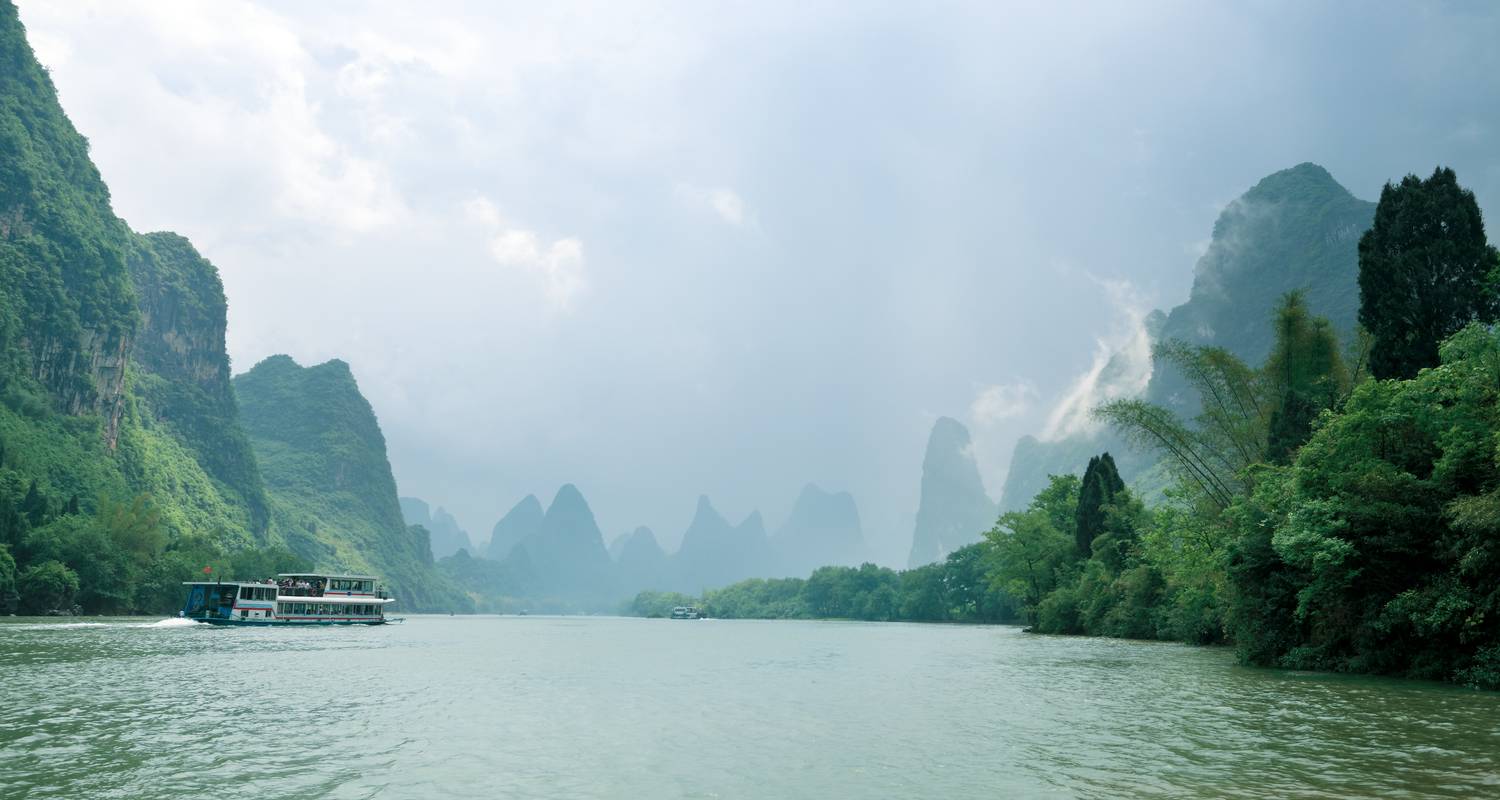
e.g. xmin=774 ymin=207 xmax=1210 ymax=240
xmin=670 ymin=606 xmax=702 ymax=619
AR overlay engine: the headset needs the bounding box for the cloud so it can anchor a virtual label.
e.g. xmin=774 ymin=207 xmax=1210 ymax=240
xmin=675 ymin=183 xmax=752 ymax=227
xmin=465 ymin=196 xmax=587 ymax=311
xmin=1040 ymin=279 xmax=1155 ymax=441
xmin=969 ymin=381 xmax=1037 ymax=428
xmin=21 ymin=0 xmax=406 ymax=237
xmin=709 ymin=189 xmax=746 ymax=226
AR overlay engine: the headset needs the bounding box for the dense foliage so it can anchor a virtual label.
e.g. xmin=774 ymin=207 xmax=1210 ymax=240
xmin=0 ymin=474 xmax=305 ymax=615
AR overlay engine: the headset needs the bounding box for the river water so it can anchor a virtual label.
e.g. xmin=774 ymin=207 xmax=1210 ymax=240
xmin=1 ymin=616 xmax=1497 ymax=798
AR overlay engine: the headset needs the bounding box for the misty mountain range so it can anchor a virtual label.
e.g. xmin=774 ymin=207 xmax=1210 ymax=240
xmin=421 ymin=481 xmax=877 ymax=609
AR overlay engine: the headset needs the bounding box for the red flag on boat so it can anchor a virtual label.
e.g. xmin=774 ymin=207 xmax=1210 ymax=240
xmin=202 ymin=565 xmax=212 ymax=574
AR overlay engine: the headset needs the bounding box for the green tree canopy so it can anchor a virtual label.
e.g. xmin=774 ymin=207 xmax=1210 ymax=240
xmin=18 ymin=560 xmax=79 ymax=614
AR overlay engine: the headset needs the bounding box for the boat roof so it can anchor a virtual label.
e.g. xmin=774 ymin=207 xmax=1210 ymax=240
xmin=277 ymin=573 xmax=379 ymax=581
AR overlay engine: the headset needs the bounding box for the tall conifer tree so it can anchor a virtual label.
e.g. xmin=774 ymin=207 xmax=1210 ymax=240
xmin=1074 ymin=453 xmax=1125 ymax=558
xmin=1358 ymin=166 xmax=1500 ymax=380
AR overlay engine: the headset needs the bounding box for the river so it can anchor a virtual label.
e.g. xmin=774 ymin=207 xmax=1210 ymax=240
xmin=1 ymin=615 xmax=1497 ymax=798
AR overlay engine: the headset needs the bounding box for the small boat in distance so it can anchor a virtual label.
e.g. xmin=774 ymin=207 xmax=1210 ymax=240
xmin=670 ymin=606 xmax=702 ymax=620
xmin=180 ymin=573 xmax=395 ymax=626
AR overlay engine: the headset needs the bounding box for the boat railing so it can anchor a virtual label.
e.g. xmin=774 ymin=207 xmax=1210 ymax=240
xmin=265 ymin=582 xmax=387 ymax=599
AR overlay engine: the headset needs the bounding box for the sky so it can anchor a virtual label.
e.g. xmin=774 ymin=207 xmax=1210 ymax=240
xmin=17 ymin=1 xmax=1500 ymax=564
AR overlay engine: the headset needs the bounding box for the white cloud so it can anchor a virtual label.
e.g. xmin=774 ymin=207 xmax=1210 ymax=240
xmin=969 ymin=381 xmax=1037 ymax=428
xmin=465 ymin=196 xmax=588 ymax=311
xmin=21 ymin=0 xmax=406 ymax=237
xmin=675 ymin=183 xmax=752 ymax=227
xmin=709 ymin=189 xmax=746 ymax=226
xmin=1040 ymin=279 xmax=1155 ymax=441
xmin=26 ymin=29 xmax=72 ymax=68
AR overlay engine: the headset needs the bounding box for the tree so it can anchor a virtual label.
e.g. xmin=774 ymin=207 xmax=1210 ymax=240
xmin=1358 ymin=166 xmax=1500 ymax=380
xmin=1091 ymin=489 xmax=1147 ymax=574
xmin=1097 ymin=343 xmax=1267 ymax=509
xmin=1075 ymin=453 xmax=1126 ymax=557
xmin=20 ymin=479 xmax=47 ymax=528
xmin=985 ymin=474 xmax=1080 ymax=626
xmin=18 ymin=560 xmax=79 ymax=614
xmin=0 ymin=544 xmax=17 ymax=613
xmin=1263 ymin=291 xmax=1348 ymax=463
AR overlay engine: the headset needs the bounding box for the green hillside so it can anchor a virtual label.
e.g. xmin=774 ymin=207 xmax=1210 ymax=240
xmin=233 ymin=355 xmax=470 ymax=612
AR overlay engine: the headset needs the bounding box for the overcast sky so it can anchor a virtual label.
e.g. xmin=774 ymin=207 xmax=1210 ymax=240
xmin=18 ymin=1 xmax=1500 ymax=563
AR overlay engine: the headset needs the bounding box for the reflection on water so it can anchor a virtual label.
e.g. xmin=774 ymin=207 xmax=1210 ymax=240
xmin=1 ymin=616 xmax=1497 ymax=798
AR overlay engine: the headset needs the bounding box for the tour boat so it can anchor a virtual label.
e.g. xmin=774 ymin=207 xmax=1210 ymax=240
xmin=180 ymin=573 xmax=396 ymax=626
xmin=670 ymin=606 xmax=702 ymax=619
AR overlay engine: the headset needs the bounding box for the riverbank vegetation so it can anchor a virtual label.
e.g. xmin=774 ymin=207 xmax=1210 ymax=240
xmin=631 ymin=167 xmax=1500 ymax=689
xmin=0 ymin=477 xmax=306 ymax=615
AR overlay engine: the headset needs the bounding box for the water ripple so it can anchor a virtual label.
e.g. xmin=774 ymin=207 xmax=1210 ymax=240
xmin=1 ymin=616 xmax=1497 ymax=798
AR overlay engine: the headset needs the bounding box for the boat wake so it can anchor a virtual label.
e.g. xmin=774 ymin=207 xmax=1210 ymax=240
xmin=145 ymin=617 xmax=201 ymax=628
xmin=6 ymin=618 xmax=204 ymax=631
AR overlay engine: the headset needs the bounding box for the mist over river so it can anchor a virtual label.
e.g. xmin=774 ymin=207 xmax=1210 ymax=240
xmin=2 ymin=616 xmax=1497 ymax=798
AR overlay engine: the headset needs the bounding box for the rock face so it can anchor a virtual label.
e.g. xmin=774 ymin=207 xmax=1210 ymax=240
xmin=233 ymin=355 xmax=470 ymax=612
xmin=505 ymin=484 xmax=617 ymax=606
xmin=128 ymin=232 xmax=271 ymax=532
xmin=672 ymin=496 xmax=777 ymax=592
xmin=1146 ymin=162 xmax=1375 ymax=411
xmin=399 ymin=497 xmax=474 ymax=559
xmin=488 ymin=494 xmax=544 ymax=561
xmin=615 ymin=526 xmax=670 ymax=596
xmin=1000 ymin=163 xmax=1377 ymax=511
xmin=907 ymin=417 xmax=997 ymax=567
xmin=773 ymin=484 xmax=869 ymax=576
xmin=0 ymin=3 xmax=134 ymax=446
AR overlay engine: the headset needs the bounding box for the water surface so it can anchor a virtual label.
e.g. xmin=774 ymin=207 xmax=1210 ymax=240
xmin=2 ymin=616 xmax=1497 ymax=798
